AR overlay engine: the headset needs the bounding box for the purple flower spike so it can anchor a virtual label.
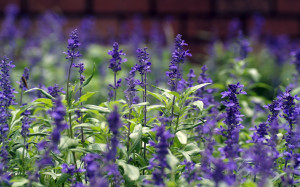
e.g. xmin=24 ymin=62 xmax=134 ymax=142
xmin=135 ymin=47 xmax=151 ymax=75
xmin=147 ymin=125 xmax=173 ymax=186
xmin=108 ymin=42 xmax=127 ymax=73
xmin=47 ymin=84 xmax=65 ymax=98
xmin=166 ymin=34 xmax=191 ymax=91
xmin=65 ymin=29 xmax=81 ymax=60
xmin=48 ymin=96 xmax=68 ymax=153
xmin=187 ymin=69 xmax=195 ymax=87
xmin=219 ymin=83 xmax=246 ymax=159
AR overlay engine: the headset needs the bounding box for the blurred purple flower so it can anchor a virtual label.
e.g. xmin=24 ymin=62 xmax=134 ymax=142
xmin=47 ymin=84 xmax=65 ymax=98
xmin=148 ymin=125 xmax=173 ymax=186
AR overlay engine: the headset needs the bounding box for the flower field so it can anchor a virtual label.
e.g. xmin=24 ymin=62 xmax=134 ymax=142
xmin=0 ymin=4 xmax=300 ymax=187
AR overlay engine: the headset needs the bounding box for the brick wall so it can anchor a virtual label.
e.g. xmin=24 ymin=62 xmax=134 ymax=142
xmin=1 ymin=0 xmax=300 ymax=58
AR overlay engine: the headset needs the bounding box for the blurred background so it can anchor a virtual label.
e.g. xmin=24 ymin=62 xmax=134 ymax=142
xmin=1 ymin=0 xmax=300 ymax=62
xmin=0 ymin=0 xmax=299 ymax=104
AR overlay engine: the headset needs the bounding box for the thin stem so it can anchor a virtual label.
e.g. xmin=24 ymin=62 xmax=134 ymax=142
xmin=170 ymin=63 xmax=180 ymax=123
xmin=127 ymin=104 xmax=132 ymax=153
xmin=114 ymin=72 xmax=117 ymax=101
xmin=66 ymin=57 xmax=79 ymax=179
xmin=79 ymin=76 xmax=85 ymax=147
xmin=22 ymin=137 xmax=26 ymax=176
xmin=143 ymin=73 xmax=147 ymax=168
xmin=20 ymin=89 xmax=23 ymax=106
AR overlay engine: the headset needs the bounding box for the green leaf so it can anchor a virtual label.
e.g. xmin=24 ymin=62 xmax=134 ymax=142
xmin=24 ymin=88 xmax=54 ymax=100
xmin=11 ymin=177 xmax=29 ymax=187
xmin=59 ymin=137 xmax=79 ymax=150
xmin=147 ymin=105 xmax=165 ymax=112
xmin=43 ymin=172 xmax=59 ymax=180
xmin=56 ymin=173 xmax=71 ymax=185
xmin=176 ymin=131 xmax=187 ymax=144
xmin=79 ymin=92 xmax=96 ymax=103
xmin=129 ymin=124 xmax=143 ymax=155
xmin=84 ymin=104 xmax=110 ymax=113
xmin=34 ymin=98 xmax=53 ymax=107
xmin=191 ymin=100 xmax=204 ymax=111
xmin=80 ymin=63 xmax=95 ymax=89
xmin=116 ymin=160 xmax=140 ymax=181
xmin=183 ymin=143 xmax=202 ymax=155
xmin=183 ymin=83 xmax=211 ymax=97
xmin=146 ymin=91 xmax=167 ymax=104
xmin=166 ymin=151 xmax=179 ymax=170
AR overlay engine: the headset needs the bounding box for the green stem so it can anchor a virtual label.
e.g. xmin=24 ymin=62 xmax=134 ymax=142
xmin=20 ymin=90 xmax=23 ymax=106
xmin=114 ymin=72 xmax=117 ymax=101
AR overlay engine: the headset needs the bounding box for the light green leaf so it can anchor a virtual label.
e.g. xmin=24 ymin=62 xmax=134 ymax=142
xmin=191 ymin=100 xmax=204 ymax=111
xmin=176 ymin=131 xmax=187 ymax=144
xmin=11 ymin=177 xmax=29 ymax=187
xmin=166 ymin=151 xmax=179 ymax=170
xmin=184 ymin=83 xmax=211 ymax=97
xmin=35 ymin=98 xmax=53 ymax=107
xmin=24 ymin=88 xmax=54 ymax=100
xmin=129 ymin=124 xmax=142 ymax=154
xmin=84 ymin=104 xmax=110 ymax=113
xmin=79 ymin=92 xmax=96 ymax=103
xmin=59 ymin=136 xmax=79 ymax=150
xmin=183 ymin=143 xmax=202 ymax=155
xmin=117 ymin=160 xmax=140 ymax=181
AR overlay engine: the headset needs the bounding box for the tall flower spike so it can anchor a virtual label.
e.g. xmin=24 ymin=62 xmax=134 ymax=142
xmin=187 ymin=69 xmax=195 ymax=88
xmin=65 ymin=29 xmax=81 ymax=60
xmin=147 ymin=125 xmax=173 ymax=186
xmin=134 ymin=47 xmax=151 ymax=76
xmin=166 ymin=34 xmax=191 ymax=91
xmin=108 ymin=42 xmax=127 ymax=100
xmin=108 ymin=42 xmax=127 ymax=73
xmin=219 ymin=83 xmax=246 ymax=159
xmin=106 ymin=106 xmax=122 ymax=161
xmin=48 ymin=96 xmax=68 ymax=153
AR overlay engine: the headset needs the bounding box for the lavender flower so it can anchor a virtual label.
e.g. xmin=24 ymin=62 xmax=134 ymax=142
xmin=181 ymin=160 xmax=201 ymax=184
xmin=61 ymin=163 xmax=85 ymax=184
xmin=0 ymin=56 xmax=17 ymax=110
xmin=108 ymin=42 xmax=126 ymax=100
xmin=21 ymin=110 xmax=31 ymax=141
xmin=204 ymin=157 xmax=236 ymax=187
xmin=83 ymin=153 xmax=108 ymax=186
xmin=134 ymin=47 xmax=151 ymax=76
xmin=291 ymin=49 xmax=300 ymax=74
xmin=106 ymin=106 xmax=122 ymax=161
xmin=124 ymin=74 xmax=139 ymax=104
xmin=48 ymin=96 xmax=68 ymax=153
xmin=166 ymin=34 xmax=191 ymax=91
xmin=236 ymin=31 xmax=252 ymax=60
xmin=244 ymin=143 xmax=276 ymax=187
xmin=64 ymin=29 xmax=81 ymax=60
xmin=187 ymin=69 xmax=195 ymax=87
xmin=148 ymin=125 xmax=173 ymax=186
xmin=0 ymin=57 xmax=16 ymax=170
xmin=108 ymin=42 xmax=126 ymax=73
xmin=47 ymin=84 xmax=65 ymax=98
xmin=219 ymin=83 xmax=246 ymax=159
xmin=73 ymin=62 xmax=85 ymax=85
xmin=278 ymin=90 xmax=299 ymax=129
xmin=106 ymin=106 xmax=123 ymax=185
